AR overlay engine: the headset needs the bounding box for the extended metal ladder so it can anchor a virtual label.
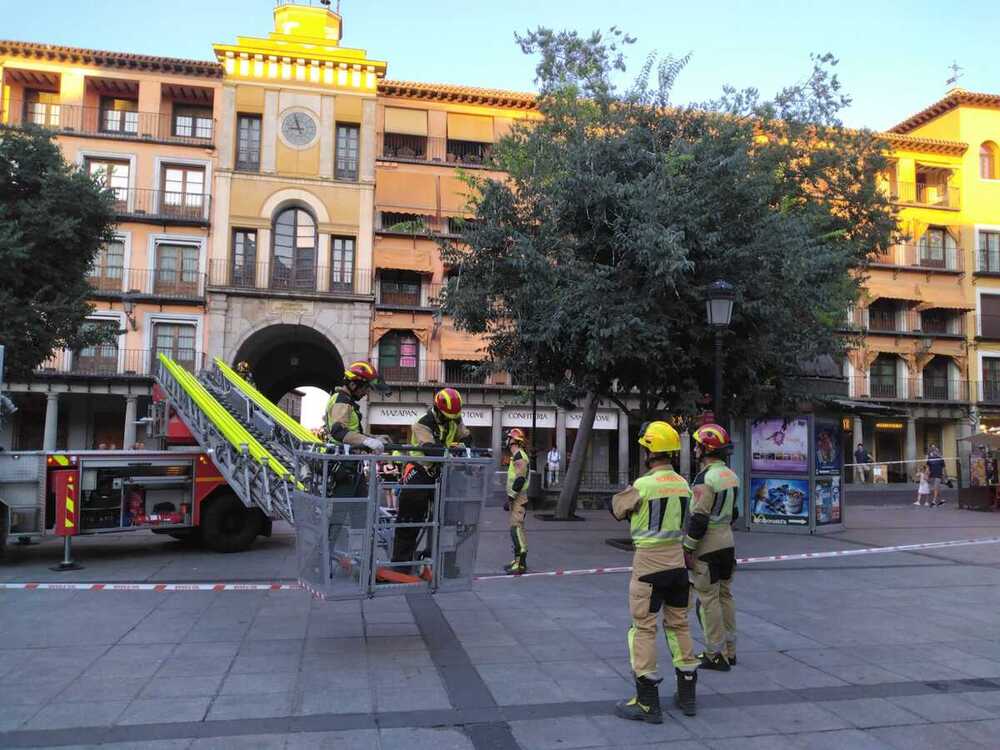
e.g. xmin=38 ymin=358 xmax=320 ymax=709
xmin=154 ymin=354 xmax=303 ymax=523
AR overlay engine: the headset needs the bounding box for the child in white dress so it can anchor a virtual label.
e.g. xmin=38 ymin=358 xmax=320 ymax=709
xmin=914 ymin=465 xmax=931 ymax=507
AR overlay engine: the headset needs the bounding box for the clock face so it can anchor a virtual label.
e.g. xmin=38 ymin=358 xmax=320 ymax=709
xmin=281 ymin=111 xmax=317 ymax=148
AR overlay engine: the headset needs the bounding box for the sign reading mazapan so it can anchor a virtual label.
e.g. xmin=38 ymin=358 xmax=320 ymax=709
xmin=566 ymin=410 xmax=619 ymax=430
xmin=368 ymin=405 xmax=423 ymax=425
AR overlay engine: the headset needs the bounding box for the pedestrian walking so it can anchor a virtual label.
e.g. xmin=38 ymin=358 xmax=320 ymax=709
xmin=854 ymin=443 xmax=872 ymax=483
xmin=927 ymin=445 xmax=946 ymax=506
xmin=914 ymin=464 xmax=931 ymax=507
xmin=545 ymin=445 xmax=560 ymax=487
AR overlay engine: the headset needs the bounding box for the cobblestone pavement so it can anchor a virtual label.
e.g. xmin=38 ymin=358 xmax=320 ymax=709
xmin=2 ymin=505 xmax=1000 ymax=749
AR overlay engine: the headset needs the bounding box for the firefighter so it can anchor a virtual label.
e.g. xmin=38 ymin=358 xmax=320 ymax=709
xmin=235 ymin=360 xmax=254 ymax=385
xmin=503 ymin=427 xmax=530 ymax=575
xmin=684 ymin=423 xmax=740 ymax=670
xmin=391 ymin=388 xmax=470 ymax=570
xmin=610 ymin=421 xmax=699 ymax=723
xmin=323 ymin=361 xmax=390 ymax=496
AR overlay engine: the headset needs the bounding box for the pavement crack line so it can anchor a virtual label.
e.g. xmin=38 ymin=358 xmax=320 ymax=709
xmin=3 ymin=676 xmax=999 ymax=748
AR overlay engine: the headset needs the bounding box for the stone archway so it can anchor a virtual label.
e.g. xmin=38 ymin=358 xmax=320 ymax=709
xmin=232 ymin=324 xmax=344 ymax=403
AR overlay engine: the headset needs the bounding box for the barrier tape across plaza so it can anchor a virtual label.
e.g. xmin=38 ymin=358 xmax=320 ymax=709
xmin=1 ymin=536 xmax=998 ymax=592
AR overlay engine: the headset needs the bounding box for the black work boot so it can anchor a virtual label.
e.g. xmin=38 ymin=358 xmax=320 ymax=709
xmin=673 ymin=668 xmax=697 ymax=716
xmin=503 ymin=554 xmax=526 ymax=575
xmin=615 ymin=674 xmax=663 ymax=724
xmin=699 ymin=651 xmax=731 ymax=671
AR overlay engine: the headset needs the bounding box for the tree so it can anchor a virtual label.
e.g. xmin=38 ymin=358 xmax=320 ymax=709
xmin=440 ymin=30 xmax=896 ymax=519
xmin=0 ymin=126 xmax=117 ymax=377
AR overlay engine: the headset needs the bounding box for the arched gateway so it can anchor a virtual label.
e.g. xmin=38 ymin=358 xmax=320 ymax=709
xmin=232 ymin=324 xmax=345 ymax=403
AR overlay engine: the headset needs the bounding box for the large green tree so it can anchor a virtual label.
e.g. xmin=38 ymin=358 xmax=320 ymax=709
xmin=440 ymin=31 xmax=896 ymax=518
xmin=0 ymin=126 xmax=117 ymax=377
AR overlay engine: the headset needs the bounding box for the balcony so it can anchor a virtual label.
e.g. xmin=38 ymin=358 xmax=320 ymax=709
xmin=87 ymin=268 xmax=207 ymax=302
xmin=376 ymin=282 xmax=445 ymax=309
xmin=847 ymin=307 xmax=964 ymax=338
xmin=869 ymin=244 xmax=963 ymax=273
xmin=378 ymin=133 xmax=494 ymax=168
xmin=849 ymin=375 xmax=969 ymax=402
xmin=891 ymin=181 xmax=960 ymax=210
xmin=207 ymin=261 xmax=373 ymax=297
xmin=2 ymin=100 xmax=215 ymax=147
xmin=105 ymin=188 xmax=211 ymax=226
xmin=35 ymin=349 xmax=204 ymax=379
xmin=380 ymin=358 xmax=516 ymax=387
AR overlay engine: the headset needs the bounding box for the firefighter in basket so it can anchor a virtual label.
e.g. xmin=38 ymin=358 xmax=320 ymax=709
xmin=390 ymin=387 xmax=470 ymax=573
xmin=609 ymin=420 xmax=700 ymax=723
xmin=503 ymin=428 xmax=530 ymax=575
xmin=323 ymin=361 xmax=391 ymax=496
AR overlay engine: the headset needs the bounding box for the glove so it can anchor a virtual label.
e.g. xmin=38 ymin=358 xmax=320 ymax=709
xmin=503 ymin=498 xmax=512 ymax=512
xmin=363 ymin=436 xmax=386 ymax=452
xmin=604 ymin=496 xmax=617 ymax=519
xmin=683 ymin=548 xmax=696 ymax=571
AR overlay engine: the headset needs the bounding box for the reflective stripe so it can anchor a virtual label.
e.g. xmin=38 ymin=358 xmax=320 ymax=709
xmin=633 ymin=529 xmax=684 ymax=539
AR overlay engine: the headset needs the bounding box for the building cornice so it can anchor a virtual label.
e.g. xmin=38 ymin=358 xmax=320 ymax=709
xmin=378 ymin=79 xmax=538 ymax=111
xmin=883 ymin=132 xmax=968 ymax=156
xmin=890 ymin=89 xmax=1000 ymax=134
xmin=0 ymin=39 xmax=222 ymax=78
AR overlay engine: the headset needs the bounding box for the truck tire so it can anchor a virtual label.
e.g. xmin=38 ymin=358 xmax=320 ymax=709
xmin=199 ymin=492 xmax=263 ymax=554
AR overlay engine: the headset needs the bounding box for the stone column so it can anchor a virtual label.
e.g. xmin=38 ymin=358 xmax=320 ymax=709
xmin=359 ymin=98 xmax=376 ymax=183
xmin=905 ymin=417 xmax=917 ymax=479
xmin=680 ymin=431 xmax=691 ymax=480
xmin=319 ymin=95 xmax=336 ymax=177
xmin=43 ymin=392 xmax=59 ymax=451
xmin=261 ymin=91 xmax=279 ymax=174
xmin=556 ymin=409 xmax=568 ymax=474
xmin=123 ymin=396 xmax=138 ymax=449
xmin=852 ymin=417 xmax=864 ymax=484
xmin=617 ymin=412 xmax=630 ymax=483
xmin=492 ymin=406 xmax=504 ymax=469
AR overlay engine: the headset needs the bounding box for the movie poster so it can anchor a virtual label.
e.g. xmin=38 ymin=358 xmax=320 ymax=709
xmin=815 ymin=477 xmax=841 ymax=525
xmin=749 ymin=477 xmax=810 ymax=526
xmin=814 ymin=421 xmax=842 ymax=476
xmin=751 ymin=418 xmax=809 ymax=473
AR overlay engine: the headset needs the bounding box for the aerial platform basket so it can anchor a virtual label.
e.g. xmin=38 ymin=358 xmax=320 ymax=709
xmin=293 ymin=447 xmax=493 ymax=600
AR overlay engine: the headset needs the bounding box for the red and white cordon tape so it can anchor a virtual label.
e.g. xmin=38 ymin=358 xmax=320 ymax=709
xmin=471 ymin=535 xmax=1000 ymax=581
xmin=1 ymin=536 xmax=999 ymax=592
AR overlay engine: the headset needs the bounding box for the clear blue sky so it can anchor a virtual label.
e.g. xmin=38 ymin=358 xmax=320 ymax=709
xmin=4 ymin=0 xmax=999 ymax=131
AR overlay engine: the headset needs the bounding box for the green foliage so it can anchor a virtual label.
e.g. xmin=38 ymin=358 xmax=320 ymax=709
xmin=0 ymin=126 xmax=117 ymax=377
xmin=440 ymin=33 xmax=896 ymax=423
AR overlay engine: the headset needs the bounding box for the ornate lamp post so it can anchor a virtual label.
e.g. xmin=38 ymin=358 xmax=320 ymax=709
xmin=705 ymin=280 xmax=736 ymax=423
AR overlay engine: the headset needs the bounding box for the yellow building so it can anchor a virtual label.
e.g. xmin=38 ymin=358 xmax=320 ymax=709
xmin=0 ymin=39 xmax=221 ymax=450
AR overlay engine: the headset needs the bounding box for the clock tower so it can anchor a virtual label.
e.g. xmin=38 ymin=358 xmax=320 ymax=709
xmin=205 ymin=2 xmax=387 ymax=402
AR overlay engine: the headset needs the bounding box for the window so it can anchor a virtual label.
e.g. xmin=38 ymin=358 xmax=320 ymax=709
xmin=446 ymin=139 xmax=491 ymax=165
xmin=88 ymin=239 xmax=125 ymax=292
xmin=981 ymin=294 xmax=1000 ymax=339
xmin=867 ymin=300 xmax=898 ymax=332
xmin=447 ymin=216 xmax=480 ymax=235
xmin=920 ymin=309 xmax=950 ymax=335
xmin=984 ymin=357 xmax=1000 ymax=402
xmin=271 ymin=208 xmax=316 ymax=290
xmin=152 ymin=322 xmax=197 ymax=371
xmin=980 ymin=231 xmax=1000 ymax=273
xmin=231 ymin=230 xmax=257 ymax=288
xmin=982 ymin=142 xmax=999 ymax=180
xmin=380 ymin=212 xmax=428 ymax=234
xmin=173 ymin=106 xmax=212 ymax=140
xmin=74 ymin=320 xmax=118 ymax=375
xmin=379 ymin=331 xmax=419 ymax=382
xmin=155 ymin=244 xmax=200 ymax=296
xmin=23 ymin=90 xmax=60 ymax=128
xmin=869 ymin=355 xmax=897 ymax=398
xmin=335 ymin=124 xmax=359 ymax=180
xmin=444 ymin=360 xmax=485 ymax=384
xmin=100 ymin=97 xmax=138 ymax=135
xmin=330 ymin=236 xmax=355 ymax=291
xmin=236 ymin=114 xmax=261 ymax=171
xmin=379 ymin=271 xmax=421 ymax=306
xmin=922 ymin=358 xmax=950 ymax=400
xmin=85 ymin=157 xmax=129 ymax=208
xmin=161 ymin=165 xmax=205 ymax=219
xmin=918 ymin=228 xmax=957 ymax=269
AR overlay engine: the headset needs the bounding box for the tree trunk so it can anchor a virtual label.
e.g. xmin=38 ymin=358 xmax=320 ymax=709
xmin=555 ymin=391 xmax=598 ymax=520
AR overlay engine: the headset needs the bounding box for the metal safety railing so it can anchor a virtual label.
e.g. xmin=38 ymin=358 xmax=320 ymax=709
xmin=294 ymin=446 xmax=493 ymax=600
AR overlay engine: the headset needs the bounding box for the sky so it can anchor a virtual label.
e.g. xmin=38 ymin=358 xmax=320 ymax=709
xmin=6 ymin=0 xmax=999 ymax=132
xmin=7 ymin=0 xmax=997 ymax=426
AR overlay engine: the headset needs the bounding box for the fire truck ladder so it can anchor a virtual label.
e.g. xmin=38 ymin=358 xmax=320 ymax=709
xmin=154 ymin=354 xmax=300 ymax=523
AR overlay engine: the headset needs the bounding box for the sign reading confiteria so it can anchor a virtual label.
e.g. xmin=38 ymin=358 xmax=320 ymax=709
xmin=566 ymin=410 xmax=619 ymax=430
xmin=502 ymin=409 xmax=556 ymax=429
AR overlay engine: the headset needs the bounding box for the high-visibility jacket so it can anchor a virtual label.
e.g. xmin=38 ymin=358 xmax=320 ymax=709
xmin=684 ymin=459 xmax=739 ymax=555
xmin=507 ymin=448 xmax=529 ymax=498
xmin=612 ymin=466 xmax=692 ymax=576
xmin=324 ymin=389 xmax=363 ymax=445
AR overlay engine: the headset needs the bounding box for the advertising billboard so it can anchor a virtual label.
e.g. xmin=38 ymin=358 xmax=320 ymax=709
xmin=751 ymin=418 xmax=808 ymax=473
xmin=749 ymin=476 xmax=810 ymax=526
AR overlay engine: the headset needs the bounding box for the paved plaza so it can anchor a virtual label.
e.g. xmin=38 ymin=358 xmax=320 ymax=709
xmin=2 ymin=505 xmax=1000 ymax=749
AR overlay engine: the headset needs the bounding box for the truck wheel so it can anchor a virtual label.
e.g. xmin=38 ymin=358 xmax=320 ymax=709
xmin=199 ymin=492 xmax=263 ymax=553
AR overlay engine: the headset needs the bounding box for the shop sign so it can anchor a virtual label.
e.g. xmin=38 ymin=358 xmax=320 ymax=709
xmin=566 ymin=409 xmax=619 ymax=430
xmin=875 ymin=422 xmax=904 ymax=430
xmin=751 ymin=418 xmax=809 ymax=473
xmin=749 ymin=476 xmax=810 ymax=526
xmin=368 ymin=405 xmax=423 ymax=425
xmin=462 ymin=406 xmax=493 ymax=427
xmin=502 ymin=409 xmax=555 ymax=429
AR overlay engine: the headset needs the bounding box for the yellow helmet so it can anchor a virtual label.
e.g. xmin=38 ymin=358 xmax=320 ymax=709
xmin=638 ymin=421 xmax=681 ymax=454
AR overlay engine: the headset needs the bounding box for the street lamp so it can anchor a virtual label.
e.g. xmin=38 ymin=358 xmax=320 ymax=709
xmin=706 ymin=280 xmax=736 ymax=423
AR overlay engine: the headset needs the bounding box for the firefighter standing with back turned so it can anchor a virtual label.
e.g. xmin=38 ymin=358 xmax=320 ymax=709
xmin=684 ymin=423 xmax=740 ymax=669
xmin=503 ymin=428 xmax=530 ymax=575
xmin=610 ymin=421 xmax=699 ymax=723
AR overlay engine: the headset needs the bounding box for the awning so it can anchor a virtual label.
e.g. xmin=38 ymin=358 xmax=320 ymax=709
xmin=385 ymin=107 xmax=428 ymax=136
xmin=374 ymin=239 xmax=434 ymax=274
xmin=440 ymin=174 xmax=475 ymax=214
xmin=822 ymin=397 xmax=908 ymax=417
xmin=439 ymin=325 xmax=487 ymax=361
xmin=372 ymin=312 xmax=432 ymax=347
xmin=915 ymin=283 xmax=974 ymax=311
xmin=862 ymin=279 xmax=922 ymax=303
xmin=375 ymin=171 xmax=438 ymax=213
xmin=447 ymin=113 xmax=494 ymax=142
